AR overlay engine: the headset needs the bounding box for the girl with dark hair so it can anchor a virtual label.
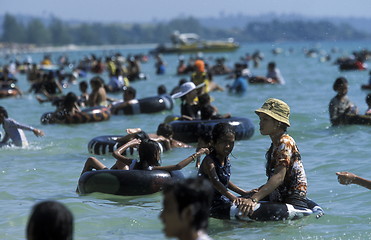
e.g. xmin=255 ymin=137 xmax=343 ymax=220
xmin=198 ymin=122 xmax=252 ymax=219
xmin=113 ymin=138 xmax=208 ymax=171
xmin=78 ymin=138 xmax=209 ymax=190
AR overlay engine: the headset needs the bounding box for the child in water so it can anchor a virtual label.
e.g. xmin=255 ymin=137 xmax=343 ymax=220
xmin=0 ymin=106 xmax=44 ymax=147
xmin=197 ymin=122 xmax=253 ymax=219
xmin=78 ymin=138 xmax=209 ymax=192
xmin=198 ymin=93 xmax=231 ymax=120
xmin=237 ymin=98 xmax=308 ymax=219
xmin=329 ymin=77 xmax=358 ymax=125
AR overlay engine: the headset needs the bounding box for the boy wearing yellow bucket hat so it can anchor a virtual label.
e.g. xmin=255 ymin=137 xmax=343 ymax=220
xmin=236 ymin=98 xmax=309 ymax=217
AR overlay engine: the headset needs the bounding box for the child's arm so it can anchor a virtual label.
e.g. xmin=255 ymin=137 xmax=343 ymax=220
xmin=238 ymin=165 xmax=286 ymax=216
xmin=227 ymin=181 xmax=254 ymax=196
xmin=153 ymin=148 xmax=209 ymax=171
xmin=8 ymin=119 xmax=44 ymax=136
xmin=112 ymin=139 xmax=139 ymax=165
xmin=201 ymin=156 xmax=239 ymax=202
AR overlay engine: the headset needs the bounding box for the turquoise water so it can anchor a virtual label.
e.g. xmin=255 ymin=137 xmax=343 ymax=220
xmin=1 ymin=40 xmax=371 ymax=239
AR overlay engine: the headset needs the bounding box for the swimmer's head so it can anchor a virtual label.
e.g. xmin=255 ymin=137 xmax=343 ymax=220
xmin=156 ymin=123 xmax=173 ymax=138
xmin=138 ymin=139 xmax=161 ymax=168
xmin=0 ymin=106 xmax=8 ymax=119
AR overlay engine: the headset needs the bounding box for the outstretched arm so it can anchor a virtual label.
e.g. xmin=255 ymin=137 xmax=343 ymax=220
xmin=153 ymin=148 xmax=209 ymax=171
xmin=228 ymin=181 xmax=254 ymax=197
xmin=33 ymin=128 xmax=44 ymax=137
xmin=336 ymin=171 xmax=371 ymax=190
xmin=201 ymin=156 xmax=239 ymax=202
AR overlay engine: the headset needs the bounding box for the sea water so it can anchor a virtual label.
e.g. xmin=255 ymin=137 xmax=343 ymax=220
xmin=0 ymin=40 xmax=370 ymax=239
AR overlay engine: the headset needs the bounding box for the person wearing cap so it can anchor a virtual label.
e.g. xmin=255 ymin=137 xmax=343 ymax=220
xmin=237 ymin=98 xmax=308 ymax=217
xmin=191 ymin=59 xmax=210 ymax=95
xmin=171 ymin=82 xmax=204 ymax=120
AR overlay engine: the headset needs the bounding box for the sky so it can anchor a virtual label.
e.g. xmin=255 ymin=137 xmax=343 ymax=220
xmin=1 ymin=0 xmax=371 ymax=23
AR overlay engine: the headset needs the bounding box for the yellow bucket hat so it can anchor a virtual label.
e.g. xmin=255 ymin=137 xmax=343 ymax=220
xmin=255 ymin=98 xmax=290 ymax=126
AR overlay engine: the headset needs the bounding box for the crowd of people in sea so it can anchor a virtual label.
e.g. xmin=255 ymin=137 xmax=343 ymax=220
xmin=1 ymin=46 xmax=371 ymax=240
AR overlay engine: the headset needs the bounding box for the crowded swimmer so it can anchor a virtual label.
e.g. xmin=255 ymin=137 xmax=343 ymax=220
xmin=119 ymin=124 xmax=192 ymax=150
xmin=329 ymin=77 xmax=371 ymax=125
xmin=248 ymin=61 xmax=285 ymax=84
xmin=77 ymin=137 xmax=209 ymax=193
xmin=0 ymin=106 xmax=44 ymax=147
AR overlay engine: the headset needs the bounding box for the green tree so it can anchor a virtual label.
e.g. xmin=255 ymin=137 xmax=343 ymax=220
xmin=2 ymin=13 xmax=26 ymax=43
xmin=74 ymin=23 xmax=101 ymax=45
xmin=26 ymin=18 xmax=51 ymax=45
xmin=49 ymin=17 xmax=71 ymax=45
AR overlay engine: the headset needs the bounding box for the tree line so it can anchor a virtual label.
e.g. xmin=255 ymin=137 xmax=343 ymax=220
xmin=1 ymin=13 xmax=369 ymax=46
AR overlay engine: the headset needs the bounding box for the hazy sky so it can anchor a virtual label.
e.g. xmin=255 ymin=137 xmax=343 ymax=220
xmin=1 ymin=0 xmax=371 ymax=22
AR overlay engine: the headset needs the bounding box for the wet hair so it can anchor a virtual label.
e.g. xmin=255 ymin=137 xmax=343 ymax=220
xmin=234 ymin=70 xmax=242 ymax=78
xmin=63 ymin=92 xmax=78 ymax=111
xmin=137 ymin=139 xmax=161 ymax=170
xmin=26 ymin=200 xmax=73 ymax=240
xmin=0 ymin=106 xmax=8 ymax=118
xmin=156 ymin=123 xmax=173 ymax=138
xmin=179 ymin=78 xmax=188 ymax=86
xmin=366 ymin=93 xmax=371 ymax=106
xmin=198 ymin=93 xmax=211 ymax=106
xmin=211 ymin=122 xmax=235 ymax=143
xmin=134 ymin=131 xmax=149 ymax=141
xmin=201 ymin=105 xmax=215 ymax=120
xmin=197 ymin=130 xmax=212 ymax=147
xmin=333 ymin=77 xmax=348 ymax=91
xmin=124 ymin=86 xmax=136 ymax=98
xmin=79 ymin=81 xmax=88 ymax=91
xmin=268 ymin=61 xmax=276 ymax=69
xmin=163 ymin=177 xmax=213 ymax=231
xmin=157 ymin=84 xmax=167 ymax=95
xmin=90 ymin=76 xmax=103 ymax=87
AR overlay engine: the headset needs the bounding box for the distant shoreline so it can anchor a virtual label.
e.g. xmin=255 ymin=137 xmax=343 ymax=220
xmin=0 ymin=43 xmax=158 ymax=56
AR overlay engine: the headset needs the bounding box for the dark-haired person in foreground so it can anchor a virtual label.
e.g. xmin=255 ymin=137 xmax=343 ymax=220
xmin=160 ymin=177 xmax=214 ymax=240
xmin=26 ymin=200 xmax=74 ymax=240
